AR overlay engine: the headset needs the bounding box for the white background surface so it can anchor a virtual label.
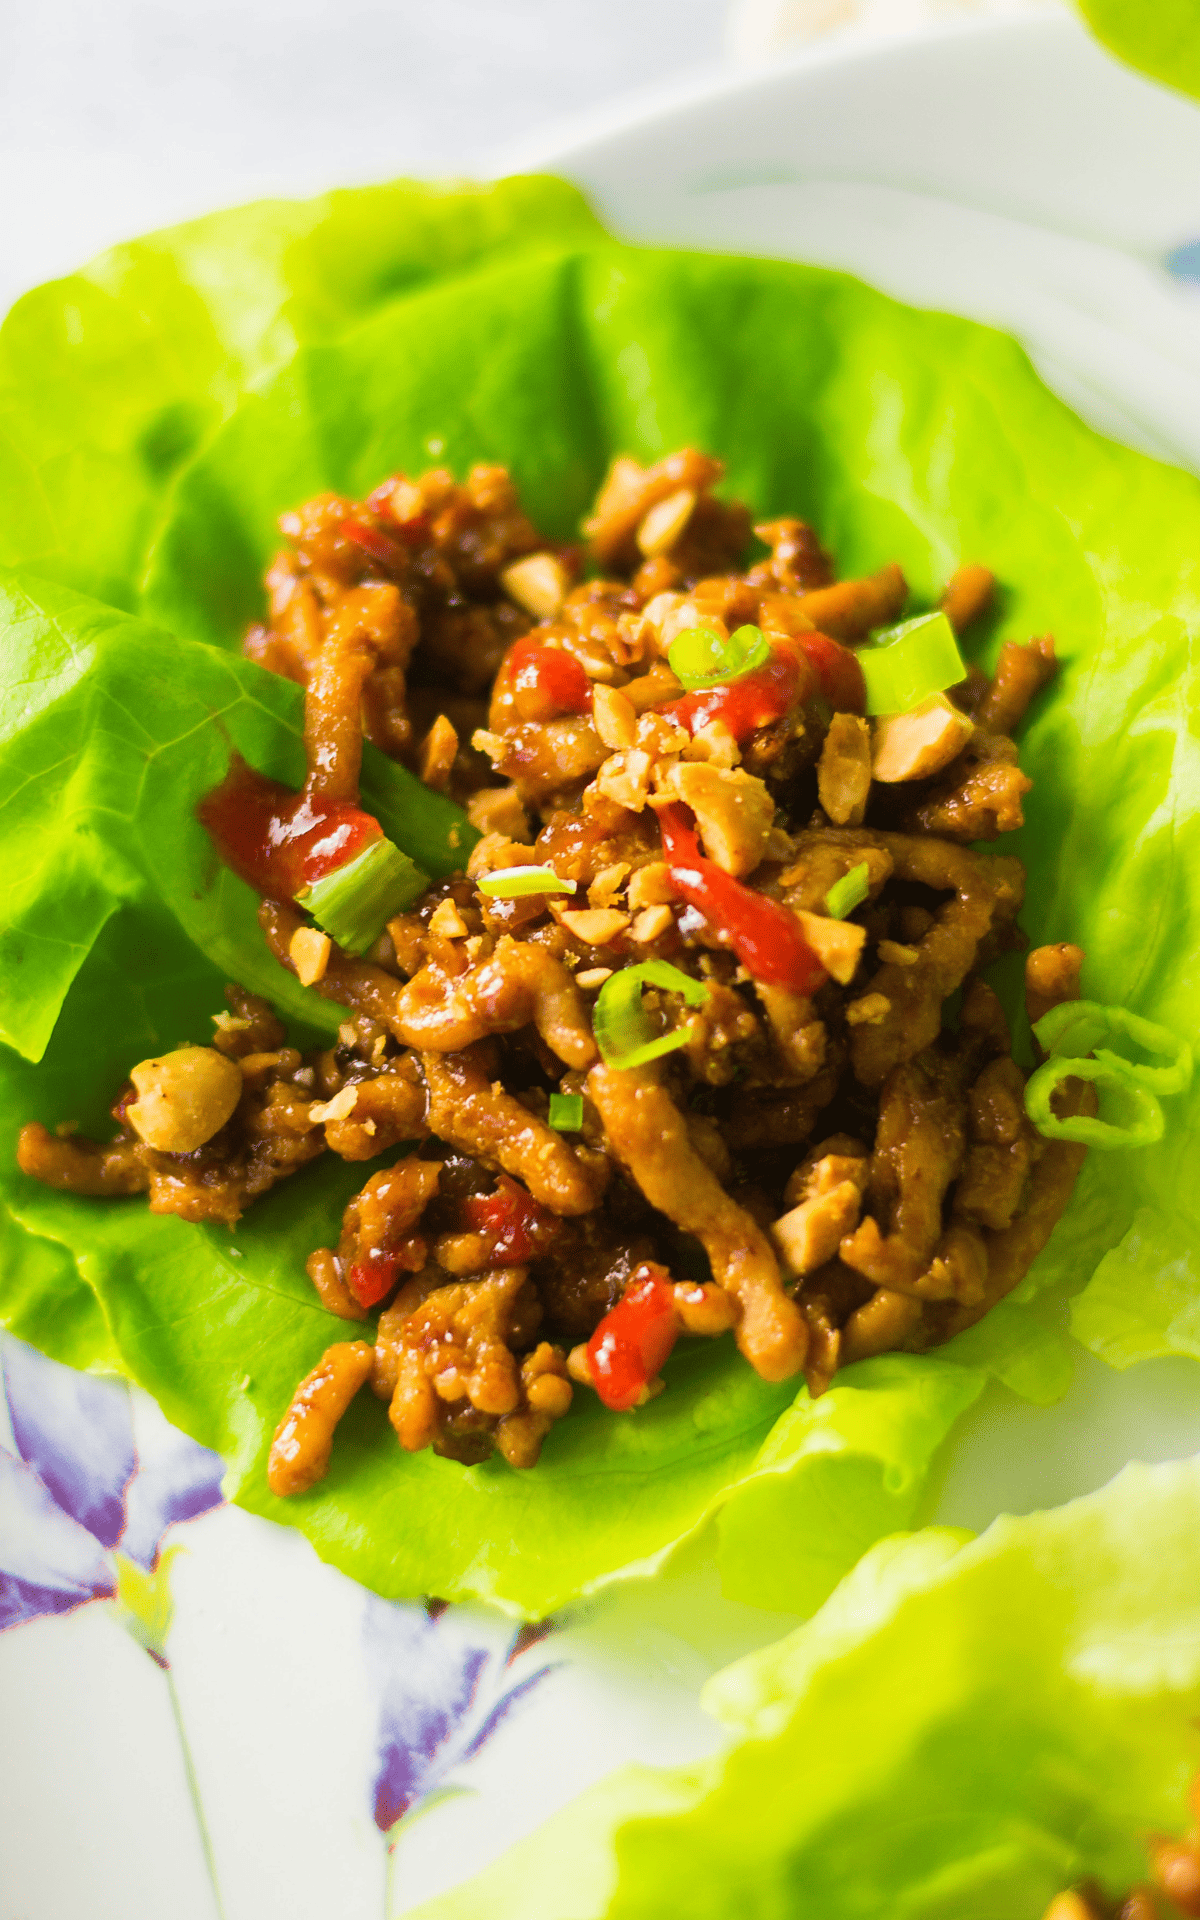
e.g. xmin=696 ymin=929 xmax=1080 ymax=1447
xmin=0 ymin=0 xmax=1064 ymax=311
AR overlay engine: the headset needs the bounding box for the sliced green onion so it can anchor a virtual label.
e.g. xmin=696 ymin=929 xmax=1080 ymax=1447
xmin=1033 ymin=1000 xmax=1193 ymax=1097
xmin=1024 ymin=1056 xmax=1164 ymax=1149
xmin=859 ymin=611 xmax=966 ymax=716
xmin=594 ymin=960 xmax=711 ymax=1071
xmin=297 ymin=837 xmax=427 ymax=955
xmin=824 ymin=862 xmax=870 ymax=920
xmin=548 ymin=1092 xmax=584 ymax=1131
xmin=477 ymin=865 xmax=577 ymax=898
xmin=668 ymin=623 xmax=772 ymax=692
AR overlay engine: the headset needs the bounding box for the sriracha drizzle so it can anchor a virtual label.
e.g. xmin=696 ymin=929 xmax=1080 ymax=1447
xmin=198 ymin=758 xmax=382 ymax=901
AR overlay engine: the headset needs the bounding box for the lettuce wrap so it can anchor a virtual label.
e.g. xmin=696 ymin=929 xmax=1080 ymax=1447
xmin=2 ymin=183 xmax=1200 ymax=1617
xmin=407 ymin=1454 xmax=1200 ymax=1919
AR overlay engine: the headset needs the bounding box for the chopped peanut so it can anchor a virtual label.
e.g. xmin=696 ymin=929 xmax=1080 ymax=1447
xmin=418 ymin=713 xmax=459 ymax=791
xmin=592 ymin=684 xmax=638 ymax=750
xmin=465 ymin=785 xmax=530 ymax=841
xmin=637 ymin=487 xmax=697 ymax=557
xmin=770 ymin=1152 xmax=869 ymax=1278
xmin=309 ymin=1084 xmax=359 ymax=1124
xmin=872 ymin=693 xmax=974 ymax=784
xmin=575 ymin=967 xmax=613 ymax=988
xmin=499 ymin=551 xmax=569 ymax=619
xmin=794 ymin=910 xmax=866 ymax=985
xmin=626 ymin=862 xmax=676 ymax=910
xmin=558 ymin=907 xmax=631 ymax=946
xmin=595 ymin=747 xmax=655 ymax=811
xmin=817 ymin=712 xmax=871 ymax=825
xmin=588 ymin=862 xmax=631 ymax=909
xmin=657 ymin=762 xmax=775 ymax=876
xmin=289 ymin=925 xmax=333 ymax=987
xmin=631 ymin=904 xmax=673 ymax=943
xmin=683 ymin=719 xmax=740 ymax=768
xmin=428 ymin=898 xmax=470 ymax=940
xmin=126 ymin=1047 xmax=243 ymax=1153
xmin=877 ymin=940 xmax=920 ymax=967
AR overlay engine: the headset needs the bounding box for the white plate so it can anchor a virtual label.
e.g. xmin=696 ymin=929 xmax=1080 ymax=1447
xmin=4 ymin=17 xmax=1200 ymax=1920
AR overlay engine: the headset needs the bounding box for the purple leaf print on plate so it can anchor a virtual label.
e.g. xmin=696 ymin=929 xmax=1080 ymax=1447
xmin=4 ymin=1335 xmax=135 ymax=1547
xmin=365 ymin=1596 xmax=559 ymax=1834
xmin=0 ymin=1332 xmax=225 ymax=1627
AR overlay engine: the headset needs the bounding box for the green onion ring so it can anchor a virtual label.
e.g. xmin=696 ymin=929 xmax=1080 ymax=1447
xmin=1033 ymin=999 xmax=1193 ymax=1097
xmin=593 ymin=960 xmax=710 ymax=1071
xmin=1024 ymin=1056 xmax=1164 ymax=1149
xmin=667 ymin=623 xmax=772 ymax=692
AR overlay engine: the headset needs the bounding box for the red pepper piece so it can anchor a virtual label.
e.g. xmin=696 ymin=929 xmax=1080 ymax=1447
xmin=464 ymin=1176 xmax=560 ymax=1264
xmin=791 ymin=631 xmax=866 ymax=713
xmin=341 ymin=517 xmax=410 ymax=574
xmin=657 ymin=803 xmax=828 ymax=994
xmin=662 ymin=647 xmax=807 ymax=742
xmin=505 ymin=637 xmax=594 ymax=723
xmin=347 ymin=1251 xmax=403 ymax=1309
xmin=198 ymin=758 xmax=382 ymax=900
xmin=587 ymin=1264 xmax=680 ymax=1412
xmin=347 ymin=1235 xmax=426 ymax=1309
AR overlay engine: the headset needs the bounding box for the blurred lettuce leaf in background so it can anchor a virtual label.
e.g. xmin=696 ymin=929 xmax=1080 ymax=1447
xmin=410 ymin=1458 xmax=1200 ymax=1919
xmin=1076 ymin=0 xmax=1200 ymax=101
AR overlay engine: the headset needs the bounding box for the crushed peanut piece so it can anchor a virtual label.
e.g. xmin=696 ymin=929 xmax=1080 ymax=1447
xmin=592 ymin=684 xmax=637 ymax=750
xmin=588 ymin=862 xmax=631 ymax=909
xmin=595 ymin=747 xmax=654 ymax=812
xmin=873 ymin=694 xmax=973 ymax=783
xmin=637 ymin=487 xmax=697 ymax=557
xmin=309 ymin=1085 xmax=359 ymax=1124
xmin=631 ymin=905 xmax=673 ymax=943
xmin=499 ymin=551 xmax=569 ymax=620
xmin=558 ymin=907 xmax=631 ymax=946
xmin=576 ymin=967 xmax=614 ymax=988
xmin=793 ymin=910 xmax=866 ymax=985
xmin=657 ymin=761 xmax=775 ymax=877
xmin=428 ymin=898 xmax=470 ymax=940
xmin=683 ymin=719 xmax=740 ymax=768
xmin=418 ymin=713 xmax=459 ymax=792
xmin=289 ymin=925 xmax=333 ymax=987
xmin=627 ymin=862 xmax=676 ymax=909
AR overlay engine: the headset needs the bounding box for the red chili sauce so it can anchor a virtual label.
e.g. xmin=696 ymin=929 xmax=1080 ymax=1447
xmin=662 ymin=633 xmax=862 ymax=742
xmin=657 ymin=803 xmax=828 ymax=996
xmin=198 ymin=758 xmax=382 ymax=901
xmin=587 ymin=1264 xmax=679 ymax=1412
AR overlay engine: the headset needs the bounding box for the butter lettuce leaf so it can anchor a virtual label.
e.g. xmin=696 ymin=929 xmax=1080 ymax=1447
xmin=412 ymin=1456 xmax=1200 ymax=1918
xmin=0 ymin=175 xmax=601 ymax=609
xmin=4 ymin=234 xmax=1200 ymax=1615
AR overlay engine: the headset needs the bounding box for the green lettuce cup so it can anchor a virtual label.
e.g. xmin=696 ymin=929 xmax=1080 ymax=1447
xmin=2 ymin=184 xmax=1200 ymax=1616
